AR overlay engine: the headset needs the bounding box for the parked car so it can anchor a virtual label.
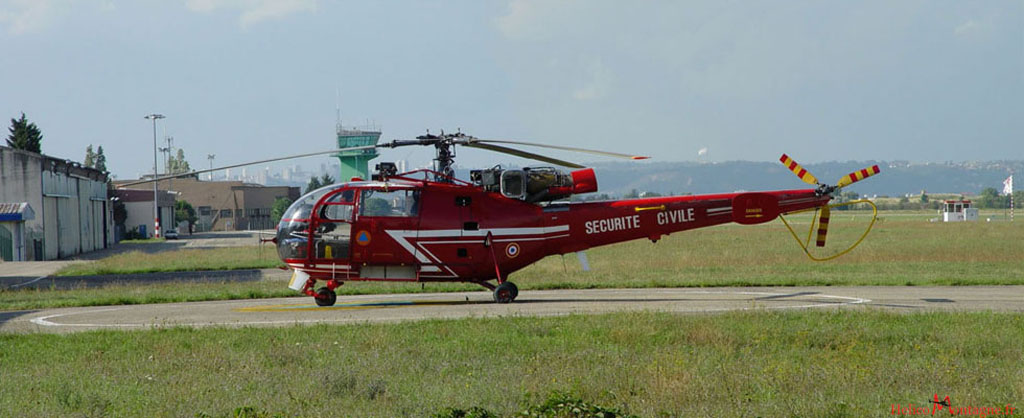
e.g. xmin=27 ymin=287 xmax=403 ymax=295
xmin=164 ymin=229 xmax=179 ymax=239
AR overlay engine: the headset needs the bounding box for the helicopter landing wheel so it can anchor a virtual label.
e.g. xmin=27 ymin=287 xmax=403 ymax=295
xmin=315 ymin=287 xmax=337 ymax=307
xmin=494 ymin=281 xmax=518 ymax=304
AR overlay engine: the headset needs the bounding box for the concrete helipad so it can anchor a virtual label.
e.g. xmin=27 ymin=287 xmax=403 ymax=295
xmin=1 ymin=286 xmax=1022 ymax=334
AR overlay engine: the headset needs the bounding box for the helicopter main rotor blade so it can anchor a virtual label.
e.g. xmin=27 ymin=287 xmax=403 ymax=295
xmin=461 ymin=142 xmax=585 ymax=168
xmin=117 ymin=145 xmax=379 ymax=188
xmin=468 ymin=139 xmax=649 ymax=161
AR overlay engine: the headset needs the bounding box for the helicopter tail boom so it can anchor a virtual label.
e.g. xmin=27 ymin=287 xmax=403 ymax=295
xmin=553 ymin=189 xmax=829 ymax=254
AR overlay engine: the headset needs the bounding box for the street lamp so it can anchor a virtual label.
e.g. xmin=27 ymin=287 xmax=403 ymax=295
xmin=144 ymin=113 xmax=165 ymax=238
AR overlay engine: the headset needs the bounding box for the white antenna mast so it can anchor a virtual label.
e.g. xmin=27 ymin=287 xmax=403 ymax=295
xmin=335 ymin=86 xmax=342 ymax=134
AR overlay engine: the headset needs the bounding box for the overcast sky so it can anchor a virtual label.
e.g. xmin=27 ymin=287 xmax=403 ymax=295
xmin=1 ymin=0 xmax=1021 ymax=179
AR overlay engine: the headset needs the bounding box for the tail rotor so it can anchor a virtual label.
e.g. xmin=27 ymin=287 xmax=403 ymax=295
xmin=777 ymin=153 xmax=881 ymax=258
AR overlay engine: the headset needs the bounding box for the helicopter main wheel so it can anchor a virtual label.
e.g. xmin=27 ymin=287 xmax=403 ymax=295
xmin=315 ymin=287 xmax=337 ymax=307
xmin=493 ymin=281 xmax=518 ymax=304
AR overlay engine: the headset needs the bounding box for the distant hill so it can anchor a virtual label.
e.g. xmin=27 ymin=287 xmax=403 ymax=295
xmin=583 ymin=160 xmax=1022 ymax=197
xmin=274 ymin=159 xmax=1020 ymax=199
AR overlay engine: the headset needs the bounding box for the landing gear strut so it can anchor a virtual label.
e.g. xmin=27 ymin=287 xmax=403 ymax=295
xmin=493 ymin=281 xmax=518 ymax=304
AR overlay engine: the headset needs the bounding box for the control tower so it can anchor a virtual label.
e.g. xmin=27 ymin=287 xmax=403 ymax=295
xmin=336 ymin=123 xmax=381 ymax=181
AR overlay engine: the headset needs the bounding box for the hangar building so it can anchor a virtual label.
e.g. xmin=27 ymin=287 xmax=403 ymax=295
xmin=0 ymin=145 xmax=114 ymax=261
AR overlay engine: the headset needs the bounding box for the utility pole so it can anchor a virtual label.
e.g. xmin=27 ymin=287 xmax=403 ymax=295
xmin=207 ymin=154 xmax=215 ymax=181
xmin=165 ymin=136 xmax=176 ymax=195
xmin=144 ymin=114 xmax=165 ymax=238
xmin=158 ymin=147 xmax=170 ymax=173
xmin=164 ymin=136 xmax=174 ymax=173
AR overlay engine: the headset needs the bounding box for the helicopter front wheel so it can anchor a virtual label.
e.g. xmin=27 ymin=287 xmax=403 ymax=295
xmin=315 ymin=287 xmax=337 ymax=307
xmin=494 ymin=281 xmax=518 ymax=304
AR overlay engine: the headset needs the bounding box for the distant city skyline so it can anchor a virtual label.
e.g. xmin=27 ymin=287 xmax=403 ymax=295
xmin=1 ymin=1 xmax=1020 ymax=180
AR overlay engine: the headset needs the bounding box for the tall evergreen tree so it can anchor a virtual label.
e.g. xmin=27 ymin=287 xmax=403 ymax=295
xmin=305 ymin=176 xmax=323 ymax=194
xmin=6 ymin=113 xmax=43 ymax=153
xmin=320 ymin=173 xmax=335 ymax=186
xmin=84 ymin=145 xmax=96 ymax=167
xmin=95 ymin=146 xmax=107 ymax=172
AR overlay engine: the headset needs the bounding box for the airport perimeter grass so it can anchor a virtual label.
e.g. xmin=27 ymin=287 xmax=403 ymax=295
xmin=3 ymin=211 xmax=1022 ymax=310
xmin=55 ymin=246 xmax=283 ymax=276
xmin=1 ymin=310 xmax=1021 ymax=416
xmin=517 ymin=211 xmax=1024 ymax=288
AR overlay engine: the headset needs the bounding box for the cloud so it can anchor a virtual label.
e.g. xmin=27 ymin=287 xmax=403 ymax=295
xmin=0 ymin=0 xmax=58 ymax=34
xmin=495 ymin=0 xmax=583 ymax=41
xmin=573 ymin=60 xmax=612 ymax=101
xmin=954 ymin=17 xmax=993 ymax=38
xmin=954 ymin=19 xmax=978 ymax=36
xmin=185 ymin=0 xmax=316 ymax=28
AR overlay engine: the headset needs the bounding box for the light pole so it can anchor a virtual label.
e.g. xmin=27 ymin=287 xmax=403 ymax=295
xmin=144 ymin=114 xmax=165 ymax=238
xmin=207 ymin=154 xmax=215 ymax=180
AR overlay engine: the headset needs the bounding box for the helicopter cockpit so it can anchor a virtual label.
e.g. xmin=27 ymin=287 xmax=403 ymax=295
xmin=275 ymin=182 xmax=423 ymax=263
xmin=276 ymin=184 xmax=353 ymax=261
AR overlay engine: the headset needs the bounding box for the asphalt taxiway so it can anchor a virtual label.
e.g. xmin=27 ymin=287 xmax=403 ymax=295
xmin=1 ymin=286 xmax=1021 ymax=334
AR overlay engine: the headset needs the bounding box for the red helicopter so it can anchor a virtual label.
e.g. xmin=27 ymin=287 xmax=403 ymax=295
xmin=125 ymin=131 xmax=881 ymax=305
xmin=269 ymin=132 xmax=881 ymax=306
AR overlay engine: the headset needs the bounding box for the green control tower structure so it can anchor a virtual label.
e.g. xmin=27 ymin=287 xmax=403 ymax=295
xmin=336 ymin=123 xmax=382 ymax=181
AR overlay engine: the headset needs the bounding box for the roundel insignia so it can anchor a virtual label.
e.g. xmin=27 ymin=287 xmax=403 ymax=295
xmin=356 ymin=230 xmax=372 ymax=246
xmin=505 ymin=242 xmax=520 ymax=258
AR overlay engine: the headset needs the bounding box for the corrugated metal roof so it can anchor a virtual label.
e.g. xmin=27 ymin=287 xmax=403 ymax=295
xmin=0 ymin=202 xmax=34 ymax=221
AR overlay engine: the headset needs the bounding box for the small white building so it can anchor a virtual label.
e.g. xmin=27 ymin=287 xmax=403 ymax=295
xmin=941 ymin=200 xmax=979 ymax=222
xmin=112 ymin=189 xmax=176 ymax=238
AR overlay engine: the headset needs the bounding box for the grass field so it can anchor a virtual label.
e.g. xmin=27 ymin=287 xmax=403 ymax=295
xmin=55 ymin=246 xmax=283 ymax=276
xmin=515 ymin=210 xmax=1024 ymax=288
xmin=3 ymin=210 xmax=1022 ymax=311
xmin=1 ymin=310 xmax=1020 ymax=416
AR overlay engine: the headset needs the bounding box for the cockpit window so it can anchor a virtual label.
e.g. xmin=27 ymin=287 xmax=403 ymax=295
xmin=359 ymin=189 xmax=420 ymax=217
xmin=322 ymin=204 xmax=354 ymax=221
xmin=325 ymin=189 xmax=356 ymax=204
xmin=280 ymin=184 xmax=345 ymax=221
xmin=320 ymin=189 xmax=356 ymax=221
xmin=276 ymin=184 xmax=345 ymax=260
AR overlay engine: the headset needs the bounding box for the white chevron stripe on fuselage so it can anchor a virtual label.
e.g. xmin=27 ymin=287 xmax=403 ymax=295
xmin=386 ymin=225 xmax=570 ymax=278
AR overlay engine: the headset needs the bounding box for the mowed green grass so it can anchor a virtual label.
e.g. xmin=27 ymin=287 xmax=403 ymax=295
xmin=516 ymin=210 xmax=1024 ymax=288
xmin=55 ymin=246 xmax=284 ymax=276
xmin=1 ymin=311 xmax=1021 ymax=417
xmin=3 ymin=211 xmax=1021 ymax=311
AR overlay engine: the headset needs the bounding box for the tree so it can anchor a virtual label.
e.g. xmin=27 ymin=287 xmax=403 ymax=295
xmin=977 ymin=187 xmax=1003 ymax=209
xmin=95 ymin=146 xmax=107 ymax=172
xmin=84 ymin=145 xmax=95 ymax=167
xmin=112 ymin=199 xmax=127 ymax=227
xmin=174 ymin=200 xmax=197 ymax=231
xmin=271 ymin=197 xmax=294 ymax=225
xmin=6 ymin=112 xmax=42 ymax=153
xmin=167 ymin=149 xmax=192 ymax=174
xmin=305 ymin=176 xmax=323 ymax=194
xmin=321 ymin=173 xmax=335 ymax=186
